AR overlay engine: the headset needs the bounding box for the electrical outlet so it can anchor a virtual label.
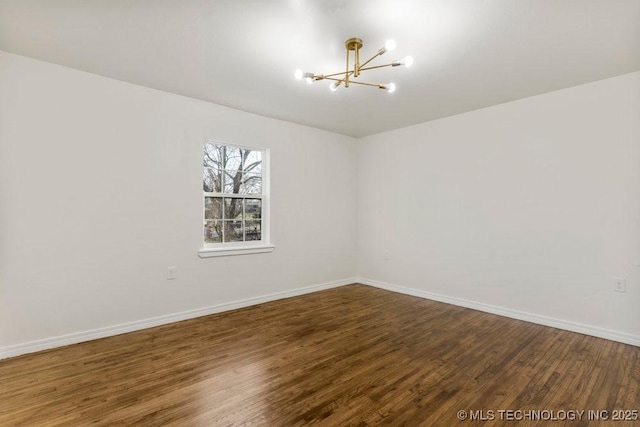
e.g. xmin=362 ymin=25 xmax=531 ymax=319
xmin=167 ymin=266 xmax=176 ymax=280
xmin=612 ymin=277 xmax=626 ymax=293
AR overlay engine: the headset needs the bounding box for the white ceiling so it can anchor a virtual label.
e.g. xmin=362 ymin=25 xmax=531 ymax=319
xmin=1 ymin=0 xmax=639 ymax=137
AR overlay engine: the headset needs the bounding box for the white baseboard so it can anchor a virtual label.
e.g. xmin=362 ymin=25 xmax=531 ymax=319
xmin=6 ymin=277 xmax=636 ymax=360
xmin=0 ymin=278 xmax=356 ymax=360
xmin=358 ymin=277 xmax=640 ymax=348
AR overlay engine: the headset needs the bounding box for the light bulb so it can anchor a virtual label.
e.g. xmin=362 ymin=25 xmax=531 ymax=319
xmin=305 ymin=76 xmax=314 ymax=84
xmin=387 ymin=83 xmax=396 ymax=93
xmin=402 ymin=56 xmax=414 ymax=67
xmin=385 ymin=39 xmax=397 ymax=52
xmin=330 ymin=81 xmax=339 ymax=92
xmin=294 ymin=69 xmax=304 ymax=80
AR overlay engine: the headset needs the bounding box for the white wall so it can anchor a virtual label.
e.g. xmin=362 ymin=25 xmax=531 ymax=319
xmin=0 ymin=51 xmax=358 ymax=355
xmin=2 ymin=50 xmax=639 ymax=358
xmin=358 ymin=72 xmax=640 ymax=342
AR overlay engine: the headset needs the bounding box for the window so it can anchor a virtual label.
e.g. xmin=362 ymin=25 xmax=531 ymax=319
xmin=199 ymin=141 xmax=273 ymax=257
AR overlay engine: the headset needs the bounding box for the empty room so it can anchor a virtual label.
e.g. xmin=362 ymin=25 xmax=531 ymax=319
xmin=1 ymin=0 xmax=639 ymax=425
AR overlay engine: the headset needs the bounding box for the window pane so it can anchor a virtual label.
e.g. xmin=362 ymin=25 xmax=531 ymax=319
xmin=224 ymin=198 xmax=243 ymax=220
xmin=203 ymin=168 xmax=223 ymax=193
xmin=204 ymin=220 xmax=222 ymax=243
xmin=244 ymin=150 xmax=262 ymax=173
xmin=224 ymin=220 xmax=243 ymax=242
xmin=204 ymin=197 xmax=223 ymax=219
xmin=245 ymin=199 xmax=262 ymax=219
xmin=245 ymin=220 xmax=261 ymax=241
xmin=224 ymin=170 xmax=242 ymax=194
xmin=224 ymin=146 xmax=242 ymax=171
xmin=203 ymin=169 xmax=213 ymax=192
xmin=204 ymin=144 xmax=223 ymax=170
xmin=240 ymin=173 xmax=262 ymax=195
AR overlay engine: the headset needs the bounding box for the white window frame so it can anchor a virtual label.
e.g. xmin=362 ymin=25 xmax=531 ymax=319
xmin=198 ymin=140 xmax=274 ymax=258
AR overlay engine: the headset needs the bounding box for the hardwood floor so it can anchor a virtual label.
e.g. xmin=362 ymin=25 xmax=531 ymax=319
xmin=1 ymin=284 xmax=639 ymax=426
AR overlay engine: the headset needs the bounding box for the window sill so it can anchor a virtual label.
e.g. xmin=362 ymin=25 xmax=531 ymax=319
xmin=198 ymin=244 xmax=275 ymax=258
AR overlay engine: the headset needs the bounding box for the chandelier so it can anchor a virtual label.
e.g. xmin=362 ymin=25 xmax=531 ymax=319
xmin=295 ymin=37 xmax=413 ymax=93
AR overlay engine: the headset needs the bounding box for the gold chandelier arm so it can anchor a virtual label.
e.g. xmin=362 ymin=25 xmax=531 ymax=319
xmin=318 ymin=61 xmax=397 ymax=81
xmin=358 ymin=51 xmax=383 ymax=70
xmin=317 ymin=62 xmax=397 ymax=84
xmin=319 ymin=70 xmax=354 ymax=79
xmin=324 ymin=76 xmax=385 ymax=89
xmin=339 ymin=80 xmax=387 ymax=89
xmin=358 ymin=63 xmax=396 ymax=72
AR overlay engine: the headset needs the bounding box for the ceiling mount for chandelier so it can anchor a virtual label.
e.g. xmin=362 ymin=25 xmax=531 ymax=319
xmin=295 ymin=37 xmax=413 ymax=93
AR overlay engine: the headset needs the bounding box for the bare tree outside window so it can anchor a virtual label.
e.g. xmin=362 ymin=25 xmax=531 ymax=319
xmin=203 ymin=143 xmax=263 ymax=244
